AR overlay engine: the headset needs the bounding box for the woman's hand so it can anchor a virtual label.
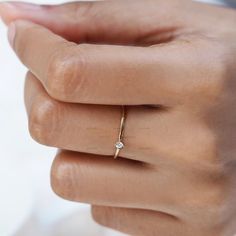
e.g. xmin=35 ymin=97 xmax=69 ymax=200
xmin=1 ymin=1 xmax=236 ymax=235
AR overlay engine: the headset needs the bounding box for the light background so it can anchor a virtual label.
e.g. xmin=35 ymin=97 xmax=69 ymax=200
xmin=0 ymin=1 xmax=124 ymax=235
xmin=0 ymin=0 xmax=233 ymax=235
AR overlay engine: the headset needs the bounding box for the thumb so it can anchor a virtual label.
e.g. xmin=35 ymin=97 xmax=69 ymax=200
xmin=0 ymin=2 xmax=86 ymax=42
xmin=0 ymin=1 xmax=183 ymax=45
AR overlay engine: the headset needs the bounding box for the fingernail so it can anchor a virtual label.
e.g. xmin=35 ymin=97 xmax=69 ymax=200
xmin=0 ymin=3 xmax=15 ymax=24
xmin=8 ymin=22 xmax=16 ymax=48
xmin=1 ymin=2 xmax=41 ymax=11
xmin=0 ymin=2 xmax=42 ymax=25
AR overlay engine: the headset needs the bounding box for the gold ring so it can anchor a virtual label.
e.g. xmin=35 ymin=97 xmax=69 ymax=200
xmin=114 ymin=106 xmax=126 ymax=159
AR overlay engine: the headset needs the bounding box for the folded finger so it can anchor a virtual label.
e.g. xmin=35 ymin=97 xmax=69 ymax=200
xmin=25 ymin=72 xmax=213 ymax=164
xmin=25 ymin=72 xmax=129 ymax=158
xmin=11 ymin=20 xmax=209 ymax=106
xmin=26 ymin=72 xmax=160 ymax=163
xmin=92 ymin=206 xmax=181 ymax=236
xmin=51 ymin=150 xmax=178 ymax=216
xmin=0 ymin=0 xmax=184 ymax=44
xmin=51 ymin=150 xmax=227 ymax=230
xmin=51 ymin=150 xmax=213 ymax=218
xmin=91 ymin=206 xmax=215 ymax=236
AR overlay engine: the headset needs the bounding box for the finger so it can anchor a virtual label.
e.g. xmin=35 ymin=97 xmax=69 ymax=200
xmin=25 ymin=72 xmax=127 ymax=159
xmin=51 ymin=150 xmax=216 ymax=220
xmin=92 ymin=206 xmax=181 ymax=236
xmin=0 ymin=1 xmax=185 ymax=45
xmin=52 ymin=150 xmax=228 ymax=230
xmin=11 ymin=20 xmax=209 ymax=106
xmin=91 ymin=206 xmax=215 ymax=236
xmin=51 ymin=150 xmax=180 ymax=216
xmin=25 ymin=72 xmax=213 ymax=164
xmin=25 ymin=72 xmax=158 ymax=163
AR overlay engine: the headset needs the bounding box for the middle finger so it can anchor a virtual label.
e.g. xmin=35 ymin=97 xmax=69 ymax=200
xmin=25 ymin=72 xmax=211 ymax=164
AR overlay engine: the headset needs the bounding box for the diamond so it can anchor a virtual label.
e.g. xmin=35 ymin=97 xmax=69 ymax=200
xmin=115 ymin=141 xmax=124 ymax=149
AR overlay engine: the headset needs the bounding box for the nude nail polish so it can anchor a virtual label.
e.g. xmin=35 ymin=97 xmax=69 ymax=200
xmin=1 ymin=2 xmax=41 ymax=11
xmin=0 ymin=2 xmax=43 ymax=25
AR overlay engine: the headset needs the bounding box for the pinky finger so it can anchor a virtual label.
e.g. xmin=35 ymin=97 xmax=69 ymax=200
xmin=91 ymin=206 xmax=216 ymax=236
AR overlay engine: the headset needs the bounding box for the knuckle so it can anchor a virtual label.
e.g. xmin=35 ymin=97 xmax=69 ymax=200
xmin=182 ymin=39 xmax=230 ymax=105
xmin=185 ymin=173 xmax=229 ymax=227
xmin=200 ymin=194 xmax=227 ymax=226
xmin=196 ymin=43 xmax=230 ymax=103
xmin=51 ymin=152 xmax=89 ymax=202
xmin=182 ymin=131 xmax=231 ymax=226
xmin=46 ymin=45 xmax=87 ymax=101
xmin=198 ymin=130 xmax=218 ymax=165
xmin=51 ymin=153 xmax=74 ymax=200
xmin=175 ymin=124 xmax=218 ymax=166
xmin=188 ymin=125 xmax=220 ymax=168
xmin=28 ymin=97 xmax=59 ymax=145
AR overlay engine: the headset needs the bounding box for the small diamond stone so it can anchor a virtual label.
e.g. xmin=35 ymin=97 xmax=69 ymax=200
xmin=115 ymin=141 xmax=124 ymax=149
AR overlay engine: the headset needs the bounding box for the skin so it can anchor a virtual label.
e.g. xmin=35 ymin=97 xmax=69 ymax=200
xmin=1 ymin=0 xmax=236 ymax=235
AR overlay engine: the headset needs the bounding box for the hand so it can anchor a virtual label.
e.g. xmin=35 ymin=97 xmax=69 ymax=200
xmin=1 ymin=1 xmax=236 ymax=235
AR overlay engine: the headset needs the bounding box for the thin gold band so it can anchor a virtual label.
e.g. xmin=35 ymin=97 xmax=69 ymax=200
xmin=114 ymin=106 xmax=126 ymax=159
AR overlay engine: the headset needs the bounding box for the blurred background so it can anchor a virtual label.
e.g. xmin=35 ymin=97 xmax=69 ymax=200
xmin=0 ymin=1 xmax=124 ymax=235
xmin=0 ymin=0 xmax=234 ymax=235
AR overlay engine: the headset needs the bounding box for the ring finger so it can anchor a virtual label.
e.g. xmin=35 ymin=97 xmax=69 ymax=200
xmin=25 ymin=72 xmax=210 ymax=164
xmin=25 ymin=72 xmax=175 ymax=163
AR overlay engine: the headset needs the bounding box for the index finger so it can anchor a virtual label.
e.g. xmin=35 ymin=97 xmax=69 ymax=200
xmin=9 ymin=20 xmax=209 ymax=106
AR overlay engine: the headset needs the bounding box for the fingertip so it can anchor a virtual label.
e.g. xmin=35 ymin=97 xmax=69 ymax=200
xmin=0 ymin=2 xmax=19 ymax=25
xmin=0 ymin=2 xmax=42 ymax=25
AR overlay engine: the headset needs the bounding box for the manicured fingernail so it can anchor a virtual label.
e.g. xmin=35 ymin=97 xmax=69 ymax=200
xmin=0 ymin=2 xmax=42 ymax=24
xmin=1 ymin=2 xmax=41 ymax=11
xmin=0 ymin=3 xmax=16 ymax=24
xmin=8 ymin=22 xmax=16 ymax=48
